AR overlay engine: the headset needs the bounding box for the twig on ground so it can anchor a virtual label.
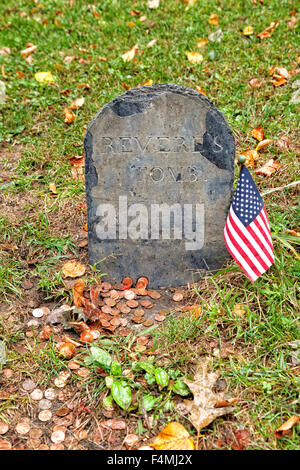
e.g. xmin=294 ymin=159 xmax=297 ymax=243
xmin=262 ymin=180 xmax=300 ymax=196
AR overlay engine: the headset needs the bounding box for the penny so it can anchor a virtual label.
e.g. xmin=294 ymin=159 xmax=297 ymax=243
xmin=134 ymin=309 xmax=145 ymax=317
xmin=22 ymin=379 xmax=36 ymax=391
xmin=38 ymin=410 xmax=52 ymax=422
xmin=143 ymin=319 xmax=154 ymax=327
xmin=104 ymin=298 xmax=116 ymax=307
xmin=173 ymin=292 xmax=183 ymax=302
xmin=99 ymin=282 xmax=111 ymax=292
xmin=155 ymin=314 xmax=166 ymax=322
xmin=109 ymin=308 xmax=120 ymax=316
xmin=29 ymin=428 xmax=43 ymax=439
xmin=30 ymin=389 xmax=43 ymax=400
xmin=51 ymin=430 xmax=65 ymax=444
xmin=124 ymin=290 xmax=136 ymax=301
xmin=39 ymin=399 xmax=52 ymax=410
xmin=101 ymin=305 xmax=112 ymax=314
xmin=126 ymin=300 xmax=139 ymax=308
xmin=132 ymin=316 xmax=144 ymax=324
xmin=148 ymin=290 xmax=161 ymax=300
xmin=140 ymin=300 xmax=153 ymax=309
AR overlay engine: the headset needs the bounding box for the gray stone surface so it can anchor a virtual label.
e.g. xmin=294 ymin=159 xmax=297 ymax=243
xmin=84 ymin=84 xmax=235 ymax=288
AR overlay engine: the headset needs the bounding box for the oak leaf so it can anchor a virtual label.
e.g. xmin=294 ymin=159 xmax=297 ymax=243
xmin=275 ymin=415 xmax=300 ymax=438
xmin=62 ymin=260 xmax=86 ymax=278
xmin=176 ymin=360 xmax=236 ymax=432
xmin=151 ymin=422 xmax=195 ymax=450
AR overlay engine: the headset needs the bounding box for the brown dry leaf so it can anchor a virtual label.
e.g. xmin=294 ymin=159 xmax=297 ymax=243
xmin=275 ymin=415 xmax=300 ymax=438
xmin=209 ymin=13 xmax=219 ymax=26
xmin=177 ymin=360 xmax=236 ymax=432
xmin=0 ymin=47 xmax=10 ymax=55
xmin=122 ymin=44 xmax=138 ymax=62
xmin=69 ymin=97 xmax=85 ymax=110
xmin=240 ymin=149 xmax=259 ymax=169
xmin=72 ymin=279 xmax=86 ymax=307
xmin=77 ymin=83 xmax=91 ymax=90
xmin=49 ymin=182 xmax=58 ymax=194
xmin=254 ymin=159 xmax=280 ymax=176
xmin=185 ymin=51 xmax=203 ymax=64
xmin=251 ymin=126 xmax=264 ymax=142
xmin=286 ymin=229 xmax=300 ymax=237
xmin=257 ymin=21 xmax=279 ymax=39
xmin=256 ymin=139 xmax=273 ymax=151
xmin=151 ymin=422 xmax=195 ymax=450
xmin=69 ymin=154 xmax=84 ymax=167
xmin=276 ymin=136 xmax=295 ymax=151
xmin=64 ymin=107 xmax=76 ymax=124
xmin=197 ymin=38 xmax=209 ymax=48
xmin=273 ymin=67 xmax=289 ymax=80
xmin=21 ymin=44 xmax=37 ymax=57
xmin=249 ymin=78 xmax=262 ymax=89
xmin=147 ymin=39 xmax=158 ymax=48
xmin=62 ymin=260 xmax=86 ymax=278
xmin=101 ymin=419 xmax=126 ymax=430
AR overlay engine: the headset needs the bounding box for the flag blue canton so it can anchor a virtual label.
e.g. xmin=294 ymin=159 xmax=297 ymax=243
xmin=232 ymin=166 xmax=263 ymax=227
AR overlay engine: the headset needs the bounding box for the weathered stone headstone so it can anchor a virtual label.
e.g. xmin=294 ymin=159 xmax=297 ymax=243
xmin=84 ymin=84 xmax=235 ymax=288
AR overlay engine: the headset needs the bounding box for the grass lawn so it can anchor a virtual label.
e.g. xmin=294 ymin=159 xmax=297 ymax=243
xmin=0 ymin=0 xmax=299 ymax=451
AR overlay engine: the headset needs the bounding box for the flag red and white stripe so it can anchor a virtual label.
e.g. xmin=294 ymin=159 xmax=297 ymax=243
xmin=223 ymin=166 xmax=274 ymax=282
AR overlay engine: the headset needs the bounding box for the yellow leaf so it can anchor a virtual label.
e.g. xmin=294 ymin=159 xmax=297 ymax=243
xmin=197 ymin=38 xmax=209 ymax=48
xmin=62 ymin=260 xmax=86 ymax=278
xmin=196 ymin=85 xmax=206 ymax=95
xmin=243 ymin=25 xmax=254 ymax=36
xmin=185 ymin=51 xmax=203 ymax=64
xmin=64 ymin=107 xmax=76 ymax=124
xmin=142 ymin=79 xmax=153 ymax=86
xmin=151 ymin=422 xmax=195 ymax=450
xmin=256 ymin=139 xmax=273 ymax=151
xmin=122 ymin=44 xmax=138 ymax=62
xmin=251 ymin=126 xmax=264 ymax=142
xmin=69 ymin=97 xmax=85 ymax=110
xmin=209 ymin=13 xmax=219 ymax=26
xmin=34 ymin=71 xmax=54 ymax=84
xmin=147 ymin=38 xmax=158 ymax=48
xmin=233 ymin=304 xmax=247 ymax=317
xmin=49 ymin=183 xmax=57 ymax=194
xmin=240 ymin=149 xmax=259 ymax=169
xmin=275 ymin=416 xmax=300 ymax=439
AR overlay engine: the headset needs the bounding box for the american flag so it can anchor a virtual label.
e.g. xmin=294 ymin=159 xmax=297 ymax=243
xmin=223 ymin=165 xmax=274 ymax=282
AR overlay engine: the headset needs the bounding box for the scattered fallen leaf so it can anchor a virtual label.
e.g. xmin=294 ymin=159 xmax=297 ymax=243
xmin=286 ymin=229 xmax=300 ymax=237
xmin=64 ymin=55 xmax=75 ymax=64
xmin=185 ymin=51 xmax=203 ymax=64
xmin=209 ymin=13 xmax=219 ymax=26
xmin=249 ymin=78 xmax=262 ymax=88
xmin=122 ymin=44 xmax=138 ymax=62
xmin=34 ymin=71 xmax=54 ymax=84
xmin=256 ymin=139 xmax=273 ymax=151
xmin=0 ymin=47 xmax=10 ymax=55
xmin=243 ymin=25 xmax=254 ymax=36
xmin=232 ymin=429 xmax=250 ymax=450
xmin=151 ymin=422 xmax=195 ymax=450
xmin=257 ymin=21 xmax=279 ymax=39
xmin=49 ymin=182 xmax=57 ymax=194
xmin=21 ymin=44 xmax=37 ymax=57
xmin=69 ymin=97 xmax=85 ymax=110
xmin=275 ymin=415 xmax=300 ymax=438
xmin=101 ymin=419 xmax=126 ymax=430
xmin=177 ymin=360 xmax=236 ymax=432
xmin=251 ymin=126 xmax=264 ymax=141
xmin=62 ymin=260 xmax=86 ymax=278
xmin=197 ymin=38 xmax=209 ymax=48
xmin=272 ymin=76 xmax=287 ymax=87
xmin=254 ymin=159 xmax=280 ymax=176
xmin=72 ymin=279 xmax=86 ymax=307
xmin=240 ymin=149 xmax=259 ymax=168
xmin=233 ymin=303 xmax=247 ymax=317
xmin=276 ymin=136 xmax=295 ymax=151
xmin=77 ymin=83 xmax=91 ymax=90
xmin=196 ymin=85 xmax=206 ymax=95
xmin=208 ymin=29 xmax=224 ymax=42
xmin=147 ymin=39 xmax=158 ymax=48
xmin=147 ymin=0 xmax=160 ymax=8
xmin=64 ymin=107 xmax=76 ymax=124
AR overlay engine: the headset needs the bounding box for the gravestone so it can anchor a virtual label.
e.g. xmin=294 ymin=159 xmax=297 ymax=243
xmin=84 ymin=84 xmax=235 ymax=288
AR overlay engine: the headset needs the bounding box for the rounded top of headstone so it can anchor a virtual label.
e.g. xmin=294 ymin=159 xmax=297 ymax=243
xmin=86 ymin=83 xmax=235 ymax=172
